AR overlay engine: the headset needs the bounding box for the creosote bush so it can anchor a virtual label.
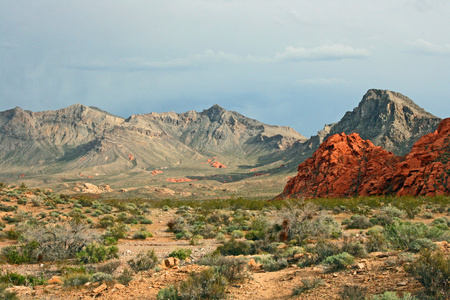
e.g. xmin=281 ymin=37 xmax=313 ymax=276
xmin=169 ymin=248 xmax=192 ymax=260
xmin=127 ymin=249 xmax=158 ymax=272
xmin=322 ymin=252 xmax=354 ymax=271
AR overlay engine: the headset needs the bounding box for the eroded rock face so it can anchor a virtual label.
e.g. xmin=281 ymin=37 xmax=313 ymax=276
xmin=280 ymin=133 xmax=398 ymax=199
xmin=392 ymin=118 xmax=450 ymax=196
xmin=280 ymin=118 xmax=450 ymax=199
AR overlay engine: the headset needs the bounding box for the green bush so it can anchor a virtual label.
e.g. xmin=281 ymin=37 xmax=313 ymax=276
xmin=257 ymin=255 xmax=288 ymax=272
xmin=322 ymin=252 xmax=354 ymax=271
xmin=132 ymin=229 xmax=152 ymax=239
xmin=76 ymin=242 xmax=119 ymax=264
xmin=169 ymin=248 xmax=192 ymax=260
xmin=127 ymin=249 xmax=158 ymax=272
xmin=406 ymin=249 xmax=450 ymax=299
xmin=157 ymin=285 xmax=180 ymax=300
xmin=198 ymin=255 xmax=250 ymax=283
xmin=64 ymin=273 xmax=92 ymax=287
xmin=91 ymin=272 xmax=113 ymax=283
xmin=384 ymin=220 xmax=449 ymax=251
xmin=103 ymin=223 xmax=129 ymax=240
xmin=231 ymin=230 xmax=244 ymax=239
xmin=178 ymin=268 xmax=227 ymax=300
xmin=216 ymin=238 xmax=255 ymax=256
xmin=0 ymin=272 xmax=45 ymax=286
xmin=343 ymin=215 xmax=373 ymax=229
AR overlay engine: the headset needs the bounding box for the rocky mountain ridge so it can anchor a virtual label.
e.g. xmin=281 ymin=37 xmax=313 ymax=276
xmin=0 ymin=89 xmax=443 ymax=194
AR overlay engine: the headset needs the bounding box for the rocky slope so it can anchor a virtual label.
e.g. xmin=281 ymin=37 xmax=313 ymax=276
xmin=307 ymin=89 xmax=442 ymax=155
xmin=280 ymin=118 xmax=450 ymax=199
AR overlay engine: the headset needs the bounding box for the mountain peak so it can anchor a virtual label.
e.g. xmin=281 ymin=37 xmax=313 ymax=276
xmin=202 ymin=104 xmax=227 ymax=122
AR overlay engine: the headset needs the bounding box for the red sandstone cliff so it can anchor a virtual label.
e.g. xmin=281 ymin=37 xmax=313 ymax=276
xmin=280 ymin=118 xmax=450 ymax=199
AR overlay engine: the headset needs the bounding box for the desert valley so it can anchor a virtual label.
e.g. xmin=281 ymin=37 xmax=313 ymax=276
xmin=0 ymin=89 xmax=449 ymax=299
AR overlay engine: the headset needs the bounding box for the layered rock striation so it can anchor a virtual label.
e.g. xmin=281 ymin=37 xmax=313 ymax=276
xmin=280 ymin=118 xmax=450 ymax=198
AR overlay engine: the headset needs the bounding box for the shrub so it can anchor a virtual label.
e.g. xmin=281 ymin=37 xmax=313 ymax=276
xmin=169 ymin=248 xmax=192 ymax=260
xmin=132 ymin=229 xmax=152 ymax=239
xmin=322 ymin=252 xmax=354 ymax=271
xmin=103 ymin=223 xmax=130 ymax=240
xmin=257 ymin=255 xmax=288 ymax=272
xmin=365 ymin=226 xmax=387 ymax=252
xmin=231 ymin=230 xmax=244 ymax=238
xmin=140 ymin=218 xmax=153 ymax=225
xmin=178 ymin=268 xmax=227 ymax=300
xmin=344 ymin=215 xmax=373 ymax=229
xmin=91 ymin=272 xmax=113 ymax=283
xmin=384 ymin=220 xmax=449 ymax=251
xmin=189 ymin=234 xmax=203 ymax=245
xmin=216 ymin=238 xmax=254 ymax=256
xmin=292 ymin=278 xmax=323 ymax=296
xmin=76 ymin=242 xmax=119 ymax=264
xmin=198 ymin=255 xmax=250 ymax=283
xmin=128 ymin=249 xmax=158 ymax=272
xmin=406 ymin=249 xmax=450 ymax=299
xmin=340 ymin=284 xmax=367 ymax=300
xmin=96 ymin=260 xmax=122 ymax=274
xmin=64 ymin=273 xmax=92 ymax=287
xmin=157 ymin=285 xmax=180 ymax=300
xmin=216 ymin=232 xmax=226 ymax=243
xmin=0 ymin=272 xmax=45 ymax=286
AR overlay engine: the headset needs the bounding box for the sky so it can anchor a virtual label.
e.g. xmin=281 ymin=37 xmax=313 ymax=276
xmin=1 ymin=0 xmax=449 ymax=137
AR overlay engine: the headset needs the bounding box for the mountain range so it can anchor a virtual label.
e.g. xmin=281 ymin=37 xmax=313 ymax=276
xmin=0 ymin=89 xmax=442 ymax=197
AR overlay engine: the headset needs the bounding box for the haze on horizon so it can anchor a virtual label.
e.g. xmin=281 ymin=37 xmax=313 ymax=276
xmin=1 ymin=0 xmax=449 ymax=137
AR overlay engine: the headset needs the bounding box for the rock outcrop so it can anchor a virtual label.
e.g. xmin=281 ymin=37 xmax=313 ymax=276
xmin=279 ymin=133 xmax=399 ymax=199
xmin=280 ymin=118 xmax=450 ymax=199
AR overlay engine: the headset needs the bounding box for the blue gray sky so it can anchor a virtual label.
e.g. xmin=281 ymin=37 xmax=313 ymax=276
xmin=1 ymin=0 xmax=449 ymax=137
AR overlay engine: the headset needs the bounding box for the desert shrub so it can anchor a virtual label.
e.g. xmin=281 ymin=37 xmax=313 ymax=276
xmin=0 ymin=204 xmax=16 ymax=212
xmin=343 ymin=215 xmax=373 ymax=229
xmin=189 ymin=234 xmax=203 ymax=245
xmin=17 ymin=198 xmax=28 ymax=205
xmin=365 ymin=226 xmax=387 ymax=252
xmin=216 ymin=238 xmax=255 ymax=256
xmin=175 ymin=230 xmax=192 ymax=240
xmin=157 ymin=285 xmax=180 ymax=300
xmin=192 ymin=224 xmax=218 ymax=239
xmin=98 ymin=215 xmax=115 ymax=228
xmin=2 ymin=222 xmax=97 ymax=263
xmin=139 ymin=217 xmax=153 ymax=224
xmin=216 ymin=232 xmax=226 ymax=243
xmin=231 ymin=230 xmax=244 ymax=238
xmin=127 ymin=249 xmax=158 ymax=272
xmin=422 ymin=212 xmax=434 ymax=219
xmin=169 ymin=248 xmax=192 ymax=260
xmin=103 ymin=223 xmax=130 ymax=240
xmin=198 ymin=255 xmax=251 ymax=283
xmin=431 ymin=217 xmax=450 ymax=230
xmin=409 ymin=238 xmax=437 ymax=252
xmin=342 ymin=235 xmax=367 ymax=257
xmin=91 ymin=272 xmax=113 ymax=283
xmin=64 ymin=273 xmax=92 ymax=287
xmin=339 ymin=284 xmax=367 ymax=300
xmin=178 ymin=268 xmax=227 ymax=300
xmin=370 ymin=291 xmax=416 ymax=300
xmin=292 ymin=278 xmax=323 ymax=296
xmin=371 ymin=205 xmax=406 ymax=226
xmin=0 ymin=272 xmax=45 ymax=286
xmin=116 ymin=268 xmax=134 ymax=286
xmin=0 ymin=283 xmax=19 ymax=299
xmin=256 ymin=255 xmax=288 ymax=272
xmin=384 ymin=220 xmax=449 ymax=251
xmin=322 ymin=252 xmax=354 ymax=271
xmin=298 ymin=241 xmax=341 ymax=267
xmin=132 ymin=229 xmax=152 ymax=239
xmin=406 ymin=249 xmax=450 ymax=299
xmin=167 ymin=217 xmax=185 ymax=233
xmin=77 ymin=242 xmax=119 ymax=264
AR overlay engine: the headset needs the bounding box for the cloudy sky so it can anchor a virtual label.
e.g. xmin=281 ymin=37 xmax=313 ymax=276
xmin=1 ymin=0 xmax=449 ymax=137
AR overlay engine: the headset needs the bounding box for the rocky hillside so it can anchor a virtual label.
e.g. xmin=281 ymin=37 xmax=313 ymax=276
xmin=307 ymin=89 xmax=442 ymax=155
xmin=279 ymin=118 xmax=450 ymax=199
xmin=0 ymin=104 xmax=307 ymax=178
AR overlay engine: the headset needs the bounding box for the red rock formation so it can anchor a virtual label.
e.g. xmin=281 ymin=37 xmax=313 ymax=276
xmin=280 ymin=118 xmax=450 ymax=199
xmin=152 ymin=170 xmax=163 ymax=175
xmin=280 ymin=133 xmax=398 ymax=199
xmin=392 ymin=118 xmax=450 ymax=196
xmin=211 ymin=161 xmax=227 ymax=168
xmin=166 ymin=178 xmax=198 ymax=183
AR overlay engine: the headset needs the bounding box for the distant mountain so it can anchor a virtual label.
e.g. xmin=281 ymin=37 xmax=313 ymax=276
xmin=0 ymin=104 xmax=307 ymax=177
xmin=307 ymin=89 xmax=442 ymax=155
xmin=0 ymin=89 xmax=443 ymax=194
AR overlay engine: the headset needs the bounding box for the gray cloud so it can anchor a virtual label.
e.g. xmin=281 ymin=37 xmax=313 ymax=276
xmin=65 ymin=44 xmax=370 ymax=72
